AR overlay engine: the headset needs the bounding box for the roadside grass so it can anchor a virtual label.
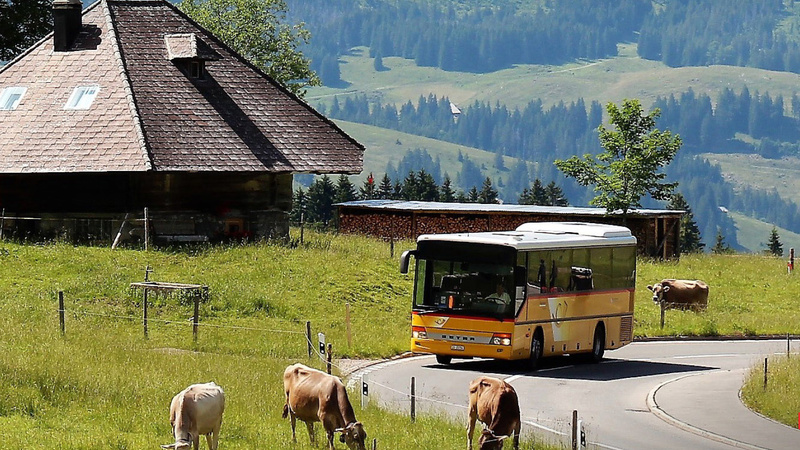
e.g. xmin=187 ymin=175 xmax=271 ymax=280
xmin=1 ymin=232 xmax=799 ymax=447
xmin=741 ymin=356 xmax=800 ymax=428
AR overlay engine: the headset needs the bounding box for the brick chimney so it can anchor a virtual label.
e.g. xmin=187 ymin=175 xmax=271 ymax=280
xmin=53 ymin=0 xmax=83 ymax=51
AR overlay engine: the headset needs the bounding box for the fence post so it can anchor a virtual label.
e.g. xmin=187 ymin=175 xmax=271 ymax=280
xmin=660 ymin=301 xmax=665 ymax=329
xmin=789 ymin=248 xmax=795 ymax=274
xmin=306 ymin=321 xmax=313 ymax=358
xmin=372 ymin=438 xmax=377 ymax=450
xmin=326 ymin=343 xmax=332 ymax=374
xmin=788 ymin=333 xmax=791 ymax=358
xmin=193 ymin=290 xmax=200 ymax=344
xmin=300 ymin=212 xmax=305 ymax=245
xmin=361 ymin=373 xmax=369 ymax=410
xmin=0 ymin=207 xmax=4 ymax=240
xmin=764 ymin=357 xmax=768 ymax=389
xmin=58 ymin=291 xmax=65 ymax=336
xmin=346 ymin=303 xmax=352 ymax=347
xmin=143 ymin=287 xmax=149 ymax=339
xmin=143 ymin=207 xmax=149 ymax=251
xmin=572 ymin=410 xmax=578 ymax=450
xmin=410 ymin=376 xmax=416 ymax=422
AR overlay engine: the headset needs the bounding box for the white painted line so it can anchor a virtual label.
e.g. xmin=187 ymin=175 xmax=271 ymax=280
xmin=672 ymin=354 xmax=740 ymax=359
xmin=504 ymin=374 xmax=523 ymax=383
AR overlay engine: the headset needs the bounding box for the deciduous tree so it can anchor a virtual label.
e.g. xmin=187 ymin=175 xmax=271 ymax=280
xmin=0 ymin=0 xmax=52 ymax=61
xmin=179 ymin=0 xmax=320 ymax=96
xmin=555 ymin=99 xmax=681 ymax=221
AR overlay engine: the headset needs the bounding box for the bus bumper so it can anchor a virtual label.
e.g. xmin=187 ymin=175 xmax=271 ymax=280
xmin=411 ymin=339 xmax=514 ymax=360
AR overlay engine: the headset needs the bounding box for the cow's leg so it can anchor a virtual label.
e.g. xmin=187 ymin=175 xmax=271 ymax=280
xmin=205 ymin=432 xmax=214 ymax=450
xmin=290 ymin=412 xmax=297 ymax=442
xmin=326 ymin=429 xmax=335 ymax=450
xmin=192 ymin=435 xmax=200 ymax=450
xmin=513 ymin=420 xmax=521 ymax=450
xmin=306 ymin=421 xmax=315 ymax=445
xmin=466 ymin=410 xmax=477 ymax=449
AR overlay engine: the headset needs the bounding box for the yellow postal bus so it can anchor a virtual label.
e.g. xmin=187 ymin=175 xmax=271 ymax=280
xmin=400 ymin=222 xmax=636 ymax=369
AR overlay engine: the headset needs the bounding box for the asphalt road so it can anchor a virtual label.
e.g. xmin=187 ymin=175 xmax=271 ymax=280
xmin=349 ymin=340 xmax=800 ymax=449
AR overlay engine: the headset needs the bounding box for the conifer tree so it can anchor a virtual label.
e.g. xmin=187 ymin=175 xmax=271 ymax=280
xmin=439 ymin=175 xmax=456 ymax=203
xmin=467 ymin=186 xmax=480 ymax=203
xmin=335 ymin=174 xmax=358 ymax=204
xmin=478 ymin=177 xmax=499 ymax=204
xmin=545 ymin=181 xmax=569 ymax=206
xmin=712 ymin=229 xmax=732 ymax=254
xmin=289 ymin=186 xmax=306 ymax=224
xmin=417 ymin=169 xmax=439 ymax=201
xmin=377 ymin=173 xmax=393 ymax=199
xmin=305 ymin=175 xmax=336 ymax=226
xmin=359 ymin=173 xmax=377 ymax=200
xmin=767 ymin=226 xmax=783 ymax=256
xmin=668 ymin=193 xmax=704 ymax=253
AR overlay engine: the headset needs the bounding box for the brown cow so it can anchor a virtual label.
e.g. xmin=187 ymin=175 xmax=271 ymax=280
xmin=647 ymin=279 xmax=709 ymax=312
xmin=161 ymin=382 xmax=225 ymax=450
xmin=467 ymin=376 xmax=521 ymax=450
xmin=282 ymin=363 xmax=367 ymax=450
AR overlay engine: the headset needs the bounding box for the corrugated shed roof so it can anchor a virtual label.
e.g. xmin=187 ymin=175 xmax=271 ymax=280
xmin=336 ymin=200 xmax=683 ymax=217
xmin=0 ymin=0 xmax=364 ymax=174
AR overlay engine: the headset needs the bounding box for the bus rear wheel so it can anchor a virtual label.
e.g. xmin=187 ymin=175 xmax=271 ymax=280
xmin=589 ymin=324 xmax=605 ymax=363
xmin=436 ymin=355 xmax=452 ymax=365
xmin=525 ymin=329 xmax=544 ymax=371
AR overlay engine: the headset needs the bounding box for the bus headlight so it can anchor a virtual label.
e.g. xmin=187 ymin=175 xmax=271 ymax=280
xmin=412 ymin=326 xmax=427 ymax=339
xmin=490 ymin=333 xmax=512 ymax=346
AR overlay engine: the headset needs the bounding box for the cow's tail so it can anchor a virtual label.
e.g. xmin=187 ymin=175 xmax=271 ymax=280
xmin=282 ymin=402 xmax=289 ymax=419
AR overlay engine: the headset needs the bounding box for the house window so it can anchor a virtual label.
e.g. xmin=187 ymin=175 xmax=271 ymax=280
xmin=0 ymin=86 xmax=27 ymax=110
xmin=64 ymin=86 xmax=100 ymax=110
xmin=189 ymin=61 xmax=205 ymax=79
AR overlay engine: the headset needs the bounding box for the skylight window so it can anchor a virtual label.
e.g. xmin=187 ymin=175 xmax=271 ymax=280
xmin=0 ymin=86 xmax=27 ymax=110
xmin=64 ymin=86 xmax=100 ymax=110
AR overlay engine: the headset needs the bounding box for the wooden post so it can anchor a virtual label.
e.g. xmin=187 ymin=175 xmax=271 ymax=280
xmin=0 ymin=208 xmax=4 ymax=240
xmin=410 ymin=376 xmax=416 ymax=422
xmin=390 ymin=235 xmax=395 ymax=259
xmin=361 ymin=373 xmax=369 ymax=410
xmin=346 ymin=303 xmax=352 ymax=347
xmin=764 ymin=357 xmax=768 ymax=389
xmin=790 ymin=248 xmax=795 ymax=274
xmin=306 ymin=321 xmax=313 ymax=358
xmin=371 ymin=438 xmax=377 ymax=450
xmin=660 ymin=301 xmax=665 ymax=329
xmin=572 ymin=410 xmax=578 ymax=450
xmin=143 ymin=207 xmax=149 ymax=251
xmin=58 ymin=291 xmax=65 ymax=336
xmin=326 ymin=343 xmax=332 ymax=374
xmin=143 ymin=288 xmax=149 ymax=339
xmin=788 ymin=333 xmax=791 ymax=358
xmin=193 ymin=290 xmax=200 ymax=344
xmin=300 ymin=212 xmax=305 ymax=245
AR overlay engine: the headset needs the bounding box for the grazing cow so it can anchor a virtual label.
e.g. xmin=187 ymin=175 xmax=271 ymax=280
xmin=647 ymin=279 xmax=709 ymax=312
xmin=161 ymin=382 xmax=225 ymax=450
xmin=282 ymin=363 xmax=367 ymax=450
xmin=467 ymin=376 xmax=521 ymax=450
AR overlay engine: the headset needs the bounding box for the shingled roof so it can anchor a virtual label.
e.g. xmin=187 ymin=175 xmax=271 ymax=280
xmin=0 ymin=0 xmax=364 ymax=174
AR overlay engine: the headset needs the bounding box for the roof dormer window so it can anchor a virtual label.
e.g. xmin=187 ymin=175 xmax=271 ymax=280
xmin=0 ymin=86 xmax=27 ymax=110
xmin=64 ymin=85 xmax=99 ymax=110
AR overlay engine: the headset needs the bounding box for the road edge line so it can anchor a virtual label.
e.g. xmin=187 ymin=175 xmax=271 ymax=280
xmin=646 ymin=370 xmax=768 ymax=450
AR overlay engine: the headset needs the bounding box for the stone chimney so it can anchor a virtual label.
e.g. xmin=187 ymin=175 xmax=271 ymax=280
xmin=53 ymin=0 xmax=83 ymax=52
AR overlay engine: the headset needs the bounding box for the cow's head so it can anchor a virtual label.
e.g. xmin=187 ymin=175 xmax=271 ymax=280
xmin=336 ymin=421 xmax=367 ymax=450
xmin=160 ymin=437 xmax=191 ymax=450
xmin=478 ymin=428 xmax=508 ymax=450
xmin=646 ymin=282 xmax=670 ymax=303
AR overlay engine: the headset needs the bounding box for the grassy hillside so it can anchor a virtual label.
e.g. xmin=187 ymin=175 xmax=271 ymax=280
xmin=1 ymin=235 xmax=799 ymax=447
xmin=701 ymin=153 xmax=800 ymax=202
xmin=308 ymin=43 xmax=800 ymax=114
xmin=730 ymin=211 xmax=800 ymax=255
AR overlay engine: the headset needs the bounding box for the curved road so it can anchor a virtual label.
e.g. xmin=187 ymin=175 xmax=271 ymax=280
xmin=350 ymin=340 xmax=800 ymax=449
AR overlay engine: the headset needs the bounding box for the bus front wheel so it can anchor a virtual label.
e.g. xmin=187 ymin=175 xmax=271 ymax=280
xmin=436 ymin=355 xmax=452 ymax=365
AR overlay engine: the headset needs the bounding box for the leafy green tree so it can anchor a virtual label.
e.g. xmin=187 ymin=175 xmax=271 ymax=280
xmin=767 ymin=226 xmax=783 ymax=256
xmin=0 ymin=0 xmax=52 ymax=60
xmin=478 ymin=177 xmax=499 ymax=204
xmin=555 ymin=99 xmax=681 ymax=221
xmin=179 ymin=0 xmax=320 ymax=96
xmin=668 ymin=193 xmax=704 ymax=253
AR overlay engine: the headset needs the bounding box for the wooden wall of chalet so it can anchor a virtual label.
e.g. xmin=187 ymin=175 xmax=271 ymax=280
xmin=337 ymin=207 xmax=682 ymax=259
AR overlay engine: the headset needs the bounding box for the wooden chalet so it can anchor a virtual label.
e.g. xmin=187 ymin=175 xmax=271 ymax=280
xmin=0 ymin=0 xmax=363 ymax=243
xmin=337 ymin=200 xmax=684 ymax=258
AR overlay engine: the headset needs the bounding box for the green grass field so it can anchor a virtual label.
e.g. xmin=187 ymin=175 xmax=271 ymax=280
xmin=1 ymin=234 xmax=799 ymax=447
xmin=741 ymin=356 xmax=800 ymax=428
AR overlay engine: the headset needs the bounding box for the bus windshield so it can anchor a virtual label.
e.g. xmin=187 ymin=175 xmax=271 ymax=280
xmin=413 ymin=258 xmax=516 ymax=319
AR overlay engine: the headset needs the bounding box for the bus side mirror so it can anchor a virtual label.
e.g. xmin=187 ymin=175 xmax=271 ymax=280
xmin=399 ymin=250 xmax=416 ymax=274
xmin=514 ymin=265 xmax=526 ymax=286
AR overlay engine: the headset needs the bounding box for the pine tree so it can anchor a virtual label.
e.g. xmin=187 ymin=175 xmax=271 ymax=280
xmin=305 ymin=175 xmax=336 ymax=226
xmin=478 ymin=177 xmax=499 ymax=204
xmin=334 ymin=174 xmax=358 ymax=204
xmin=545 ymin=181 xmax=569 ymax=206
xmin=439 ymin=175 xmax=456 ymax=203
xmin=359 ymin=172 xmax=377 ymax=200
xmin=767 ymin=226 xmax=783 ymax=256
xmin=668 ymin=193 xmax=704 ymax=253
xmin=467 ymin=186 xmax=480 ymax=203
xmin=417 ymin=169 xmax=439 ymax=201
xmin=377 ymin=173 xmax=393 ymax=199
xmin=289 ymin=187 xmax=306 ymax=224
xmin=712 ymin=229 xmax=732 ymax=254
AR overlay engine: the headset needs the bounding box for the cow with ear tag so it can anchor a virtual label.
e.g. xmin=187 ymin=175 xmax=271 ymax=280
xmin=161 ymin=382 xmax=225 ymax=450
xmin=647 ymin=279 xmax=709 ymax=312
